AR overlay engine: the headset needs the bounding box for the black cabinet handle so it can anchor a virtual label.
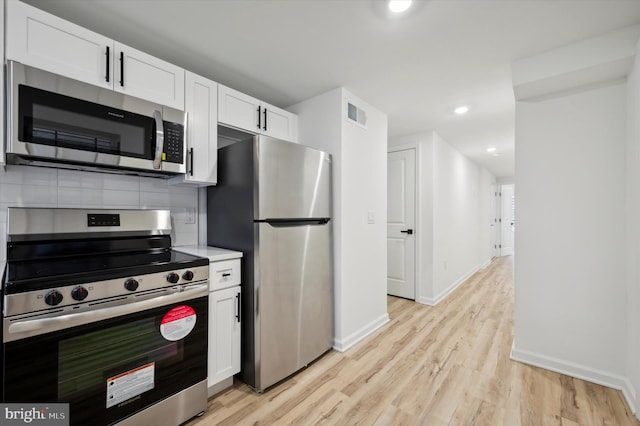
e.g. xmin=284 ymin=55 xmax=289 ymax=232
xmin=257 ymin=106 xmax=261 ymax=129
xmin=189 ymin=147 xmax=194 ymax=176
xmin=222 ymin=272 xmax=231 ymax=277
xmin=119 ymin=51 xmax=124 ymax=87
xmin=263 ymin=108 xmax=267 ymax=131
xmin=105 ymin=46 xmax=110 ymax=82
xmin=235 ymin=293 xmax=241 ymax=322
xmin=400 ymin=229 xmax=413 ymax=235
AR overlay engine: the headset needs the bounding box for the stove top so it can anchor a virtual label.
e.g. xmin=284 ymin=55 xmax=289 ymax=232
xmin=2 ymin=208 xmax=210 ymax=318
xmin=5 ymin=249 xmax=209 ymax=294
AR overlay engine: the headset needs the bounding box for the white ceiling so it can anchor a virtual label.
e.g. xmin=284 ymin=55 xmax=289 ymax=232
xmin=23 ymin=0 xmax=640 ymax=178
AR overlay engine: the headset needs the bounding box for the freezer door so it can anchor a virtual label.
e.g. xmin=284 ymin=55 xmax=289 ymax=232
xmin=255 ymin=221 xmax=333 ymax=390
xmin=256 ymin=136 xmax=331 ymax=219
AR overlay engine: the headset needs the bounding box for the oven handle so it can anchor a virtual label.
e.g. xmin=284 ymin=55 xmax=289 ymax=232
xmin=4 ymin=283 xmax=208 ymax=343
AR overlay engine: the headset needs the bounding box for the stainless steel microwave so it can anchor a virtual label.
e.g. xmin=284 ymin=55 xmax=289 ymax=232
xmin=6 ymin=60 xmax=186 ymax=176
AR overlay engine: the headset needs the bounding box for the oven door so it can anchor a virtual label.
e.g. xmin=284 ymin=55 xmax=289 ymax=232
xmin=2 ymin=293 xmax=207 ymax=426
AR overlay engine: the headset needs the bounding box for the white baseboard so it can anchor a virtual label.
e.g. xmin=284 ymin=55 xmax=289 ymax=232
xmin=480 ymin=257 xmax=494 ymax=269
xmin=510 ymin=344 xmax=637 ymax=416
xmin=422 ymin=264 xmax=481 ymax=306
xmin=333 ymin=313 xmax=390 ymax=353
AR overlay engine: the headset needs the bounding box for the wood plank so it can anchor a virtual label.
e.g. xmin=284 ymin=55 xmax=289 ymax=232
xmin=188 ymin=256 xmax=639 ymax=425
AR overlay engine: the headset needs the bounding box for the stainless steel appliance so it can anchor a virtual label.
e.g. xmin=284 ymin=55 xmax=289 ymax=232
xmin=6 ymin=60 xmax=187 ymax=177
xmin=207 ymin=135 xmax=333 ymax=392
xmin=1 ymin=208 xmax=209 ymax=426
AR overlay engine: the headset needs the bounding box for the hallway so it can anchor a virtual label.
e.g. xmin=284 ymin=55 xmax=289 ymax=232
xmin=190 ymin=256 xmax=638 ymax=425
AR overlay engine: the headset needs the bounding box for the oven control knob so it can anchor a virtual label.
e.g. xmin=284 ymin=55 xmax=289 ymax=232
xmin=167 ymin=272 xmax=180 ymax=284
xmin=71 ymin=286 xmax=89 ymax=301
xmin=182 ymin=270 xmax=194 ymax=281
xmin=124 ymin=278 xmax=139 ymax=291
xmin=45 ymin=290 xmax=63 ymax=306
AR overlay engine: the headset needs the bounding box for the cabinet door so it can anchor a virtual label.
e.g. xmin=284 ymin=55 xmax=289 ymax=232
xmin=218 ymin=85 xmax=261 ymax=133
xmin=208 ymin=286 xmax=241 ymax=387
xmin=6 ymin=0 xmax=113 ymax=90
xmin=114 ymin=42 xmax=185 ymax=110
xmin=179 ymin=72 xmax=218 ymax=185
xmin=263 ymin=103 xmax=299 ymax=143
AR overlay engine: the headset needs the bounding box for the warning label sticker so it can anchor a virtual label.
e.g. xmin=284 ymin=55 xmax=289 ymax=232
xmin=160 ymin=305 xmax=197 ymax=341
xmin=106 ymin=362 xmax=155 ymax=409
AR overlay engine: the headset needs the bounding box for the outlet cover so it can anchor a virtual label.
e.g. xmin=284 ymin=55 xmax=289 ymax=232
xmin=185 ymin=208 xmax=196 ymax=224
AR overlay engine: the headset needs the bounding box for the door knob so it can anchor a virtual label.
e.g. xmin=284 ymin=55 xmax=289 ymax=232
xmin=400 ymin=229 xmax=413 ymax=235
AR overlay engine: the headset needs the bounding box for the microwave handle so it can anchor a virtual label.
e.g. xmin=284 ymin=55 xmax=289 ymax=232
xmin=153 ymin=110 xmax=164 ymax=169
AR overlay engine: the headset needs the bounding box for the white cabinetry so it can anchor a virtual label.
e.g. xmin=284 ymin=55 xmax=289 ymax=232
xmin=208 ymin=257 xmax=242 ymax=388
xmin=171 ymin=72 xmax=218 ymax=185
xmin=6 ymin=0 xmax=184 ymax=109
xmin=113 ymin=42 xmax=184 ymax=109
xmin=218 ymin=85 xmax=298 ymax=143
xmin=209 ymin=285 xmax=241 ymax=386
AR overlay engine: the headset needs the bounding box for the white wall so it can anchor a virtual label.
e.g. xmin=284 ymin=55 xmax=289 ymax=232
xmin=288 ymin=88 xmax=389 ymax=352
xmin=389 ymin=131 xmax=496 ymax=306
xmin=513 ymin=80 xmax=629 ymax=392
xmin=432 ymin=133 xmax=494 ymax=301
xmin=0 ymin=165 xmax=199 ymax=262
xmin=626 ymin=42 xmax=640 ymax=414
xmin=512 ymin=26 xmax=639 ymax=414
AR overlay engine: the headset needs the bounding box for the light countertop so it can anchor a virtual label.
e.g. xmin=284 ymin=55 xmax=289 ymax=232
xmin=173 ymin=245 xmax=243 ymax=262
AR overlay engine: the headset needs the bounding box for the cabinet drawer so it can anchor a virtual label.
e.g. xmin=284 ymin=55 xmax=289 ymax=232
xmin=209 ymin=259 xmax=241 ymax=291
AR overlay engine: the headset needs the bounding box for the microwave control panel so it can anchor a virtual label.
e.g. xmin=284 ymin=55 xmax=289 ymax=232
xmin=163 ymin=122 xmax=184 ymax=164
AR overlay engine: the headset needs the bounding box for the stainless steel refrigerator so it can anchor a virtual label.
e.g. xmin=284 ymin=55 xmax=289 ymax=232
xmin=207 ymin=135 xmax=333 ymax=392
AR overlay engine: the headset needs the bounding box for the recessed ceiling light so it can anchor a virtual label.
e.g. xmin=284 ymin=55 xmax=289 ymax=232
xmin=454 ymin=106 xmax=469 ymax=115
xmin=487 ymin=147 xmax=497 ymax=153
xmin=388 ymin=0 xmax=412 ymax=13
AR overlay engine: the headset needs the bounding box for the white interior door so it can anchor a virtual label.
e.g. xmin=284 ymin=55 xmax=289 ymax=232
xmin=387 ymin=148 xmax=416 ymax=300
xmin=491 ymin=184 xmax=501 ymax=257
xmin=501 ymin=184 xmax=515 ymax=256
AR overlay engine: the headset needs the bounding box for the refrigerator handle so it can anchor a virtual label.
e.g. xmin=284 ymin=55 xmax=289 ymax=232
xmin=257 ymin=218 xmax=331 ymax=227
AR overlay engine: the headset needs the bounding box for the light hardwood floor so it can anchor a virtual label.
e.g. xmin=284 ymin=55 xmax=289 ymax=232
xmin=188 ymin=256 xmax=638 ymax=425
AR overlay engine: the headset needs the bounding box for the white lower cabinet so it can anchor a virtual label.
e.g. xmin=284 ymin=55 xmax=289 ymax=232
xmin=144 ymin=233 xmax=244 ymax=395
xmin=208 ymin=285 xmax=241 ymax=387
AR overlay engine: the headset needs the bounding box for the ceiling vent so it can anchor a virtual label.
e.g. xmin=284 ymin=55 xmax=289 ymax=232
xmin=346 ymin=101 xmax=367 ymax=128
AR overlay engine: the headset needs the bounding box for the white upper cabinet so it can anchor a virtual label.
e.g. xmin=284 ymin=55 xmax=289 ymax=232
xmin=171 ymin=72 xmax=218 ymax=185
xmin=218 ymin=85 xmax=260 ymax=133
xmin=263 ymin=103 xmax=298 ymax=142
xmin=6 ymin=0 xmax=113 ymax=90
xmin=218 ymin=85 xmax=298 ymax=143
xmin=114 ymin=42 xmax=185 ymax=110
xmin=6 ymin=1 xmax=185 ymax=109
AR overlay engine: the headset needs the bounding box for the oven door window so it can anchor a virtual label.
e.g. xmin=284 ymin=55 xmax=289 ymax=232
xmin=18 ymin=85 xmax=155 ymax=160
xmin=2 ymin=297 xmax=207 ymax=426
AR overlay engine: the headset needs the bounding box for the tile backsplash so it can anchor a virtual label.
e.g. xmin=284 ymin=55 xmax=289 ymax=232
xmin=0 ymin=165 xmax=199 ymax=261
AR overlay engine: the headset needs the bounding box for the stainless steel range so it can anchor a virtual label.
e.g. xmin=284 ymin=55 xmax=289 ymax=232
xmin=1 ymin=208 xmax=209 ymax=426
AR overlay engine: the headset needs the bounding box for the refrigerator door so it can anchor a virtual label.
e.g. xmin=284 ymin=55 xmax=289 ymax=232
xmin=256 ymin=136 xmax=331 ymax=220
xmin=255 ymin=221 xmax=333 ymax=390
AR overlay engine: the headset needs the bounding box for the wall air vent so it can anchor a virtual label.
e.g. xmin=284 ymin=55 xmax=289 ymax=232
xmin=346 ymin=102 xmax=367 ymax=128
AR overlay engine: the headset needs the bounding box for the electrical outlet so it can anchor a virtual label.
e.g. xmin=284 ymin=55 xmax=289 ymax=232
xmin=185 ymin=208 xmax=196 ymax=224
